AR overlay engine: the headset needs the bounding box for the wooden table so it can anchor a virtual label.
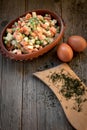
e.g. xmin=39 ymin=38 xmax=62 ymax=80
xmin=0 ymin=0 xmax=87 ymax=130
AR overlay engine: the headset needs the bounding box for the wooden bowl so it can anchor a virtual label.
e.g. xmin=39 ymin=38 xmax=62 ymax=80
xmin=0 ymin=9 xmax=65 ymax=60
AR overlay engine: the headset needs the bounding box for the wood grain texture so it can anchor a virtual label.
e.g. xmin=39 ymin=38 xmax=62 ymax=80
xmin=1 ymin=60 xmax=23 ymax=130
xmin=0 ymin=1 xmax=2 ymax=126
xmin=0 ymin=0 xmax=25 ymax=130
xmin=0 ymin=0 xmax=87 ymax=130
xmin=34 ymin=63 xmax=87 ymax=130
xmin=0 ymin=50 xmax=2 ymax=130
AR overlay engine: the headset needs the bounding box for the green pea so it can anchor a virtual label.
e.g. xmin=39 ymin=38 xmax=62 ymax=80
xmin=4 ymin=40 xmax=8 ymax=44
xmin=36 ymin=40 xmax=41 ymax=45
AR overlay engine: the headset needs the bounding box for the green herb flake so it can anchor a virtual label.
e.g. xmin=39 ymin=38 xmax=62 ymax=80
xmin=48 ymin=69 xmax=87 ymax=112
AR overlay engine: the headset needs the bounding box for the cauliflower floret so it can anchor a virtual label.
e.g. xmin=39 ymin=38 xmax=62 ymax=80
xmin=4 ymin=33 xmax=13 ymax=41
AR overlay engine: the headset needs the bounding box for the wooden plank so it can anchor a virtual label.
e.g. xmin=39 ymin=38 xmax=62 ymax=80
xmin=22 ymin=60 xmax=38 ymax=130
xmin=0 ymin=1 xmax=2 ymax=129
xmin=1 ymin=60 xmax=23 ymax=130
xmin=25 ymin=0 xmax=62 ymax=15
xmin=22 ymin=0 xmax=57 ymax=129
xmin=22 ymin=0 xmax=61 ymax=129
xmin=62 ymin=1 xmax=87 ymax=129
xmin=22 ymin=0 xmax=75 ymax=130
xmin=0 ymin=0 xmax=25 ymax=130
xmin=0 ymin=45 xmax=1 ymax=127
xmin=0 ymin=49 xmax=2 ymax=130
xmin=25 ymin=0 xmax=55 ymax=11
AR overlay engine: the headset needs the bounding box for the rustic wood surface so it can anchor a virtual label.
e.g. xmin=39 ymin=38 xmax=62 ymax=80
xmin=34 ymin=63 xmax=87 ymax=130
xmin=0 ymin=0 xmax=87 ymax=130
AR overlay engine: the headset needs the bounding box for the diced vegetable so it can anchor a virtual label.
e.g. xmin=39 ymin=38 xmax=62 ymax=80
xmin=3 ymin=12 xmax=60 ymax=54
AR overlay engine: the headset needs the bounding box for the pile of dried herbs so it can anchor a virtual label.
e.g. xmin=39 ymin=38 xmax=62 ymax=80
xmin=48 ymin=69 xmax=87 ymax=112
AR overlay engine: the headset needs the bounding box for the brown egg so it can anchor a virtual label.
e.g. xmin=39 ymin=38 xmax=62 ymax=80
xmin=57 ymin=43 xmax=73 ymax=62
xmin=67 ymin=35 xmax=87 ymax=52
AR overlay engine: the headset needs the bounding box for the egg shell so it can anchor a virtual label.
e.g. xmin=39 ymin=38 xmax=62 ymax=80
xmin=67 ymin=36 xmax=87 ymax=52
xmin=57 ymin=43 xmax=73 ymax=62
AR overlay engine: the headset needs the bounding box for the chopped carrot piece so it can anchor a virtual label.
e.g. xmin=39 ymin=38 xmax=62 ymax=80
xmin=41 ymin=23 xmax=48 ymax=29
xmin=38 ymin=34 xmax=46 ymax=40
xmin=50 ymin=26 xmax=57 ymax=34
xmin=13 ymin=32 xmax=23 ymax=42
xmin=22 ymin=26 xmax=30 ymax=35
xmin=21 ymin=41 xmax=29 ymax=46
xmin=31 ymin=32 xmax=37 ymax=37
xmin=7 ymin=28 xmax=12 ymax=33
xmin=25 ymin=13 xmax=31 ymax=20
xmin=37 ymin=15 xmax=43 ymax=20
xmin=3 ymin=11 xmax=59 ymax=55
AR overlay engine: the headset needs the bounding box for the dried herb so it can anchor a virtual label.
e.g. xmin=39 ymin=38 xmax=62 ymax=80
xmin=48 ymin=69 xmax=87 ymax=112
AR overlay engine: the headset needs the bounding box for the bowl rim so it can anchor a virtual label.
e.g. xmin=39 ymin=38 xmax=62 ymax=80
xmin=0 ymin=9 xmax=65 ymax=60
